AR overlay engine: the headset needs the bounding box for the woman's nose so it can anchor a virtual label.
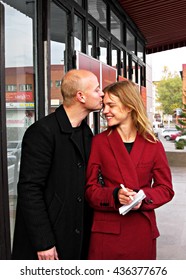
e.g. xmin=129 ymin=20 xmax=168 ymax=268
xmin=103 ymin=106 xmax=108 ymax=114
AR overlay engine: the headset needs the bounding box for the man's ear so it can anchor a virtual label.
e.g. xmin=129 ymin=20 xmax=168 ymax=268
xmin=76 ymin=91 xmax=86 ymax=103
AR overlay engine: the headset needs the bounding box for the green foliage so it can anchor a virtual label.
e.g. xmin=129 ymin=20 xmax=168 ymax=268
xmin=155 ymin=67 xmax=182 ymax=115
xmin=175 ymin=141 xmax=185 ymax=150
xmin=176 ymin=105 xmax=186 ymax=135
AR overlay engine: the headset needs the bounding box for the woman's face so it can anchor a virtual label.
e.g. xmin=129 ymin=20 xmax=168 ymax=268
xmin=102 ymin=92 xmax=131 ymax=127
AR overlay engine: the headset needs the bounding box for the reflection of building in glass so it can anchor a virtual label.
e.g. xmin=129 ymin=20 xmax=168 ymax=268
xmin=50 ymin=65 xmax=64 ymax=108
xmin=6 ymin=65 xmax=65 ymax=129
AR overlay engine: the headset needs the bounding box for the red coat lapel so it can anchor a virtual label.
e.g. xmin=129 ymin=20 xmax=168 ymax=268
xmin=106 ymin=129 xmax=145 ymax=189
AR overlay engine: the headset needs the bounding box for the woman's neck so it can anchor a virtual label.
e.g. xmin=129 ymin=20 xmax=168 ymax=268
xmin=117 ymin=125 xmax=137 ymax=143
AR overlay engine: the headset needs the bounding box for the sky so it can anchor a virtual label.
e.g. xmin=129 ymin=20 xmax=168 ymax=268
xmin=147 ymin=47 xmax=186 ymax=81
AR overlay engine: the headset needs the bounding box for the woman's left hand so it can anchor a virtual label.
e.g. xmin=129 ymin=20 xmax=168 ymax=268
xmin=132 ymin=201 xmax=142 ymax=210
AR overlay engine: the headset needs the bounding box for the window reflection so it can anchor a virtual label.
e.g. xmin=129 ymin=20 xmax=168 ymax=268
xmin=132 ymin=60 xmax=136 ymax=83
xmin=138 ymin=65 xmax=142 ymax=86
xmin=137 ymin=41 xmax=144 ymax=61
xmin=121 ymin=50 xmax=127 ymax=78
xmin=111 ymin=46 xmax=118 ymax=69
xmin=3 ymin=1 xmax=35 ymax=247
xmin=88 ymin=0 xmax=107 ymax=28
xmin=88 ymin=24 xmax=93 ymax=57
xmin=74 ymin=0 xmax=82 ymax=6
xmin=99 ymin=37 xmax=107 ymax=64
xmin=50 ymin=2 xmax=67 ymax=112
xmin=111 ymin=11 xmax=121 ymax=41
xmin=126 ymin=53 xmax=129 ymax=79
xmin=74 ymin=15 xmax=82 ymax=52
xmin=126 ymin=28 xmax=135 ymax=54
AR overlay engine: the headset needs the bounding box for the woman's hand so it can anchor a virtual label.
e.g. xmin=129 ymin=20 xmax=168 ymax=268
xmin=118 ymin=188 xmax=136 ymax=205
xmin=132 ymin=201 xmax=142 ymax=210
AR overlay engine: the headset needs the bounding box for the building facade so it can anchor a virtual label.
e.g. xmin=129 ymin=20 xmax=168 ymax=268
xmin=0 ymin=0 xmax=148 ymax=259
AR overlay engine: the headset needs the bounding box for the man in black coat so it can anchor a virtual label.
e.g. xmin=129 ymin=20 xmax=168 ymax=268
xmin=12 ymin=69 xmax=104 ymax=260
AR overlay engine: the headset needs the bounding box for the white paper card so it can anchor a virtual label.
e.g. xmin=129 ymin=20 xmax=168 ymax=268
xmin=119 ymin=189 xmax=146 ymax=215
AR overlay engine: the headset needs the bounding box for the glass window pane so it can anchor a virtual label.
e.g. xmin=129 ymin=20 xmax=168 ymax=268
xmin=138 ymin=65 xmax=141 ymax=86
xmin=111 ymin=45 xmax=118 ymax=69
xmin=88 ymin=0 xmax=107 ymax=28
xmin=50 ymin=1 xmax=67 ymax=112
xmin=99 ymin=37 xmax=107 ymax=64
xmin=74 ymin=0 xmax=82 ymax=6
xmin=121 ymin=51 xmax=125 ymax=77
xmin=74 ymin=15 xmax=82 ymax=52
xmin=137 ymin=41 xmax=144 ymax=61
xmin=126 ymin=53 xmax=129 ymax=79
xmin=132 ymin=61 xmax=136 ymax=83
xmin=111 ymin=11 xmax=121 ymax=41
xmin=3 ymin=0 xmax=36 ymax=247
xmin=126 ymin=28 xmax=135 ymax=54
xmin=88 ymin=24 xmax=93 ymax=57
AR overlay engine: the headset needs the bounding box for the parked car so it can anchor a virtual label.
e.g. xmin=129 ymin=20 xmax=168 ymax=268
xmin=7 ymin=140 xmax=22 ymax=162
xmin=161 ymin=128 xmax=179 ymax=141
xmin=175 ymin=135 xmax=186 ymax=142
xmin=7 ymin=155 xmax=18 ymax=195
xmin=170 ymin=131 xmax=182 ymax=140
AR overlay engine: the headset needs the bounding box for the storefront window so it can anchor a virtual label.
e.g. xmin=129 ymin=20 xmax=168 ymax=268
xmin=137 ymin=41 xmax=144 ymax=61
xmin=74 ymin=15 xmax=82 ymax=52
xmin=138 ymin=65 xmax=142 ymax=86
xmin=132 ymin=60 xmax=136 ymax=83
xmin=99 ymin=36 xmax=107 ymax=64
xmin=110 ymin=11 xmax=121 ymax=41
xmin=50 ymin=1 xmax=67 ymax=112
xmin=74 ymin=0 xmax=82 ymax=6
xmin=111 ymin=45 xmax=118 ymax=69
xmin=126 ymin=53 xmax=129 ymax=79
xmin=88 ymin=0 xmax=107 ymax=28
xmin=126 ymin=28 xmax=135 ymax=54
xmin=3 ymin=0 xmax=35 ymax=247
xmin=120 ymin=50 xmax=125 ymax=77
xmin=88 ymin=24 xmax=93 ymax=57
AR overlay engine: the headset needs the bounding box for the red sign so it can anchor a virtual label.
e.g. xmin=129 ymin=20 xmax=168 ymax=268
xmin=6 ymin=91 xmax=33 ymax=102
xmin=118 ymin=76 xmax=128 ymax=81
xmin=76 ymin=51 xmax=117 ymax=89
xmin=102 ymin=63 xmax=117 ymax=89
xmin=77 ymin=52 xmax=101 ymax=84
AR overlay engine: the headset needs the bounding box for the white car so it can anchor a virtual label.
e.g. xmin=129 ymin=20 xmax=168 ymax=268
xmin=161 ymin=128 xmax=179 ymax=141
xmin=175 ymin=135 xmax=186 ymax=142
xmin=7 ymin=155 xmax=18 ymax=195
xmin=7 ymin=140 xmax=22 ymax=162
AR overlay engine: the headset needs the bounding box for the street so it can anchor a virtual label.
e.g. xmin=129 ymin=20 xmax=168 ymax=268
xmin=156 ymin=129 xmax=186 ymax=259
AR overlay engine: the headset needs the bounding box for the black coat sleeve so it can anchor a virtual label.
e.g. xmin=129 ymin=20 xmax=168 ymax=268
xmin=17 ymin=122 xmax=56 ymax=251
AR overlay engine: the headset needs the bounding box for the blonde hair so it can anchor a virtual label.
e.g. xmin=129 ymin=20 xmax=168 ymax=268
xmin=103 ymin=80 xmax=157 ymax=142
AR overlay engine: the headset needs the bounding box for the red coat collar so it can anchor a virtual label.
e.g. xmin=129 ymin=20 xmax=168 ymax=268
xmin=106 ymin=128 xmax=145 ymax=189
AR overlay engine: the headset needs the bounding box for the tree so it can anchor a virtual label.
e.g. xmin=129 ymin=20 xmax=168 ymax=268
xmin=155 ymin=67 xmax=183 ymax=115
xmin=176 ymin=105 xmax=186 ymax=135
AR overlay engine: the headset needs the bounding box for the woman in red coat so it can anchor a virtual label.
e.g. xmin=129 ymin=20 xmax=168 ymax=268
xmin=85 ymin=80 xmax=174 ymax=260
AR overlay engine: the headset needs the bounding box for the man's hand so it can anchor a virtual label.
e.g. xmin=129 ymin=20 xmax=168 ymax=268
xmin=37 ymin=246 xmax=59 ymax=260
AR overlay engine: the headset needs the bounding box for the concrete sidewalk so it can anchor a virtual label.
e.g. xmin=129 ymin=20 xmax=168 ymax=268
xmin=156 ymin=132 xmax=186 ymax=259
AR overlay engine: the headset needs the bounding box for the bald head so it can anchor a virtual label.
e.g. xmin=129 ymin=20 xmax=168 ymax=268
xmin=61 ymin=69 xmax=98 ymax=106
